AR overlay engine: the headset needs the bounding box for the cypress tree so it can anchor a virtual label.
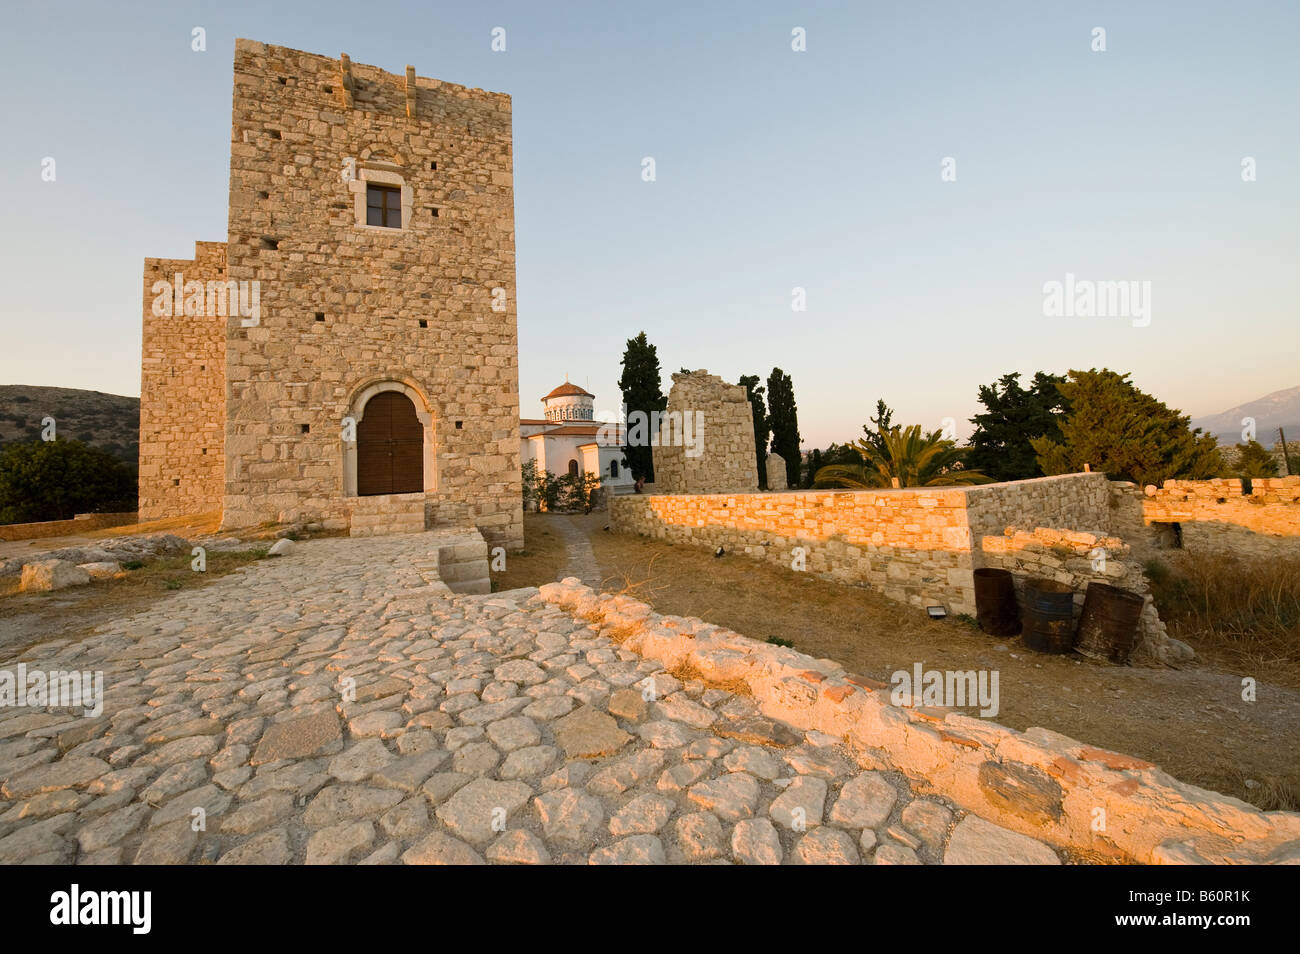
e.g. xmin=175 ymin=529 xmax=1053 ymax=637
xmin=766 ymin=368 xmax=802 ymax=487
xmin=617 ymin=332 xmax=666 ymax=482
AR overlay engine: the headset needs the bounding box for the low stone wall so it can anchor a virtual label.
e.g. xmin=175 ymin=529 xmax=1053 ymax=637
xmin=610 ymin=487 xmax=978 ymax=613
xmin=1141 ymin=476 xmax=1300 ymax=558
xmin=0 ymin=512 xmax=137 ymax=542
xmin=979 ymin=527 xmax=1184 ymax=664
xmin=964 ymin=473 xmax=1114 ymax=543
xmin=537 ymin=578 xmax=1300 ymax=864
xmin=610 ymin=473 xmax=1120 ymax=617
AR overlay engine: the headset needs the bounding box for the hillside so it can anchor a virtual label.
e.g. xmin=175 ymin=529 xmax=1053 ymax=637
xmin=0 ymin=385 xmax=139 ymax=466
xmin=1192 ymin=384 xmax=1300 ymax=444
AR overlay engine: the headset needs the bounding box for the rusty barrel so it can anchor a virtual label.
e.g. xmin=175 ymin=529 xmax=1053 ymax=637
xmin=973 ymin=568 xmax=1021 ymax=636
xmin=1021 ymin=578 xmax=1075 ymax=654
xmin=1075 ymin=582 xmax=1145 ymax=664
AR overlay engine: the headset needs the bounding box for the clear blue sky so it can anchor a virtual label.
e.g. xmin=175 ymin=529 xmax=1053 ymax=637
xmin=2 ymin=1 xmax=1296 ymax=446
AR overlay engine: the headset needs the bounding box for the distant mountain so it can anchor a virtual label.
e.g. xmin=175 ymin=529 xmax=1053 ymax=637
xmin=1191 ymin=385 xmax=1300 ymax=444
xmin=0 ymin=385 xmax=139 ymax=466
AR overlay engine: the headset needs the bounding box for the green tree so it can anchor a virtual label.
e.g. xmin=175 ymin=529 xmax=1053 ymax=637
xmin=766 ymin=368 xmax=802 ymax=487
xmin=519 ymin=459 xmax=540 ymax=509
xmin=1029 ymin=369 xmax=1223 ymax=486
xmin=738 ymin=374 xmax=770 ymax=489
xmin=816 ymin=425 xmax=992 ymax=488
xmin=967 ymin=371 xmax=1067 ymax=481
xmin=857 ymin=399 xmax=896 ymax=454
xmin=558 ymin=471 xmax=603 ymax=512
xmin=617 ymin=332 xmax=666 ymax=482
xmin=0 ymin=439 xmax=137 ymax=524
xmin=802 ymin=448 xmax=822 ymax=488
xmin=1234 ymin=440 xmax=1279 ymax=478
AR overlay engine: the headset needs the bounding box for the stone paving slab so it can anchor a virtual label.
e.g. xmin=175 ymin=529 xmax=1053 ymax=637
xmin=0 ymin=533 xmax=1064 ymax=865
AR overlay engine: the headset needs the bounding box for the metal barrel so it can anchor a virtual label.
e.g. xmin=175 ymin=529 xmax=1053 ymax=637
xmin=1022 ymin=578 xmax=1075 ymax=654
xmin=1075 ymin=582 xmax=1145 ymax=664
xmin=973 ymin=568 xmax=1021 ymax=636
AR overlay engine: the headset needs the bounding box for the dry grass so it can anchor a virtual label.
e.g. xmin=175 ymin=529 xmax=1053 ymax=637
xmin=490 ymin=516 xmax=568 ymax=592
xmin=1146 ymin=550 xmax=1300 ymax=686
xmin=84 ymin=511 xmax=223 ymax=539
xmin=0 ymin=548 xmax=268 ymax=658
xmin=665 ymin=659 xmax=754 ymax=697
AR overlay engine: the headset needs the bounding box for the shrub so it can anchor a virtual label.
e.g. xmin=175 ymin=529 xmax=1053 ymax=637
xmin=0 ymin=438 xmax=137 ymax=524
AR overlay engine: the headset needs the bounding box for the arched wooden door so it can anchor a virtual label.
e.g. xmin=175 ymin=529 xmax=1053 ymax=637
xmin=356 ymin=391 xmax=424 ymax=496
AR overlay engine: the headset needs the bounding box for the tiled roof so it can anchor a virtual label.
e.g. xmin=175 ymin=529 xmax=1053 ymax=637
xmin=543 ymin=382 xmax=595 ymax=400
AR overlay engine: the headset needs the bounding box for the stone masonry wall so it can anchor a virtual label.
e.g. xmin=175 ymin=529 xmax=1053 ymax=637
xmin=963 ymin=472 xmax=1114 ymax=545
xmin=611 ymin=487 xmax=978 ymax=613
xmin=139 ymin=241 xmax=227 ymax=520
xmin=1139 ymin=476 xmax=1300 ymax=558
xmin=651 ymin=371 xmax=757 ymax=494
xmin=611 ymin=473 xmax=1121 ymax=617
xmin=220 ymin=40 xmax=522 ymax=548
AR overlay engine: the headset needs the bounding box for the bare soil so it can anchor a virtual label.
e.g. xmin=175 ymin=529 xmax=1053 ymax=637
xmin=493 ymin=512 xmax=1300 ymax=812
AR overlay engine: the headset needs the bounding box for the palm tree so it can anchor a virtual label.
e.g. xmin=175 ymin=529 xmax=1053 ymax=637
xmin=814 ymin=424 xmax=994 ymax=488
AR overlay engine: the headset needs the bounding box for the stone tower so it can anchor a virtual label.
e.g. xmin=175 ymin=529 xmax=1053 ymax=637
xmin=651 ymin=370 xmax=758 ymax=494
xmin=139 ymin=40 xmax=523 ymax=548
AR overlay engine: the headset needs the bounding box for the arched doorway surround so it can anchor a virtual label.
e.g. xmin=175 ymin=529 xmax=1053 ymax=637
xmin=343 ymin=378 xmax=436 ymax=497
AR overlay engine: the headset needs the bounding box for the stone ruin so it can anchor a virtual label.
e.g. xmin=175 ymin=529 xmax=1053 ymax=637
xmin=650 ymin=371 xmax=758 ymax=494
xmin=766 ymin=452 xmax=788 ymax=491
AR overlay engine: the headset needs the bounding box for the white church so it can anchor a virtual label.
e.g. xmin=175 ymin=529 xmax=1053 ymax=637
xmin=520 ymin=380 xmax=635 ymax=493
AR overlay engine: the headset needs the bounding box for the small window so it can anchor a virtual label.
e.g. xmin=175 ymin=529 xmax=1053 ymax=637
xmin=418 ymin=319 xmax=427 ymax=328
xmin=610 ymin=460 xmax=619 ymax=478
xmin=568 ymin=460 xmax=579 ymax=477
xmin=301 ymin=424 xmax=310 ymax=434
xmin=366 ymin=184 xmax=402 ymax=228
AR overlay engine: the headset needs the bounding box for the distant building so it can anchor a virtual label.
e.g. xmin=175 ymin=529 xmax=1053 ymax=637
xmin=520 ymin=380 xmax=632 ymax=492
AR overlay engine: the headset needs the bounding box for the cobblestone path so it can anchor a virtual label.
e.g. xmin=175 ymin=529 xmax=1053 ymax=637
xmin=0 ymin=534 xmax=1062 ymax=864
xmin=552 ymin=515 xmax=603 ymax=590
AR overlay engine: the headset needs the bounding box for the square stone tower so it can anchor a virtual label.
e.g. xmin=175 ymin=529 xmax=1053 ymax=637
xmin=140 ymin=40 xmax=523 ymax=549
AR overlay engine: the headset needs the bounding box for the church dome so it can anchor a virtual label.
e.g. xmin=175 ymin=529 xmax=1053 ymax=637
xmin=541 ymin=379 xmax=595 ymax=422
xmin=542 ymin=381 xmax=594 ymax=400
